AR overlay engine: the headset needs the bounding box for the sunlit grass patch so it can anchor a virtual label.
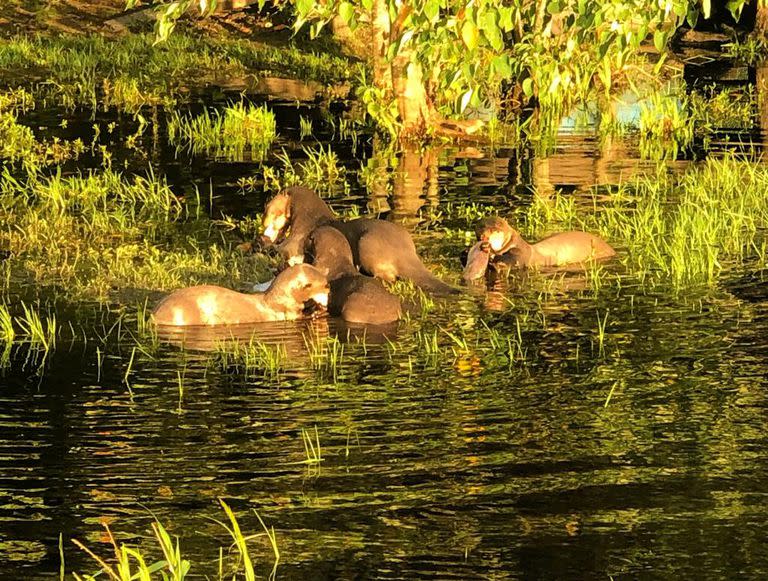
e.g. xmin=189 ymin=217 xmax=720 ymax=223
xmin=70 ymin=499 xmax=278 ymax=580
xmin=0 ymin=89 xmax=85 ymax=171
xmin=0 ymin=32 xmax=358 ymax=113
xmin=16 ymin=302 xmax=56 ymax=354
xmin=525 ymin=155 xmax=768 ymax=289
xmin=212 ymin=337 xmax=288 ymax=379
xmin=0 ymin=167 xmax=271 ymax=301
xmin=264 ymin=145 xmax=346 ymax=193
xmin=168 ymin=102 xmax=277 ymax=160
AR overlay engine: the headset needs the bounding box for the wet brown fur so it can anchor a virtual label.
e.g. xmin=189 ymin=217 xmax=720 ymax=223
xmin=152 ymin=264 xmax=329 ymax=326
xmin=262 ymin=186 xmax=456 ymax=295
xmin=306 ymin=226 xmax=401 ymax=325
xmin=476 ymin=217 xmax=615 ymax=269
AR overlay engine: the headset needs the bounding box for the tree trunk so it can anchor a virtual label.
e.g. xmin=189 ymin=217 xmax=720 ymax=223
xmin=392 ymin=57 xmax=431 ymax=138
xmin=371 ymin=0 xmax=391 ymax=90
xmin=369 ymin=0 xmax=432 ymax=139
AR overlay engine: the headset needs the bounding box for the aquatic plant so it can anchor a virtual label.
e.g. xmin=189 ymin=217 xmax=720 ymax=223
xmin=526 ymin=155 xmax=768 ymax=289
xmin=638 ymin=91 xmax=694 ymax=161
xmin=300 ymin=426 xmax=324 ymax=466
xmin=306 ymin=335 xmax=345 ymax=382
xmin=0 ymin=162 xmax=271 ymax=301
xmin=0 ymin=32 xmax=356 ymax=114
xmin=168 ymin=102 xmax=277 ymax=160
xmin=0 ymin=303 xmax=13 ymax=345
xmin=71 ymin=499 xmax=278 ymax=580
xmin=16 ymin=302 xmax=56 ymax=353
xmin=212 ymin=337 xmax=287 ymax=379
xmin=298 ymin=145 xmax=345 ymax=187
xmin=300 ymin=115 xmax=314 ymax=139
xmin=0 ymin=105 xmax=84 ymax=172
xmin=0 ymin=303 xmax=13 ymax=367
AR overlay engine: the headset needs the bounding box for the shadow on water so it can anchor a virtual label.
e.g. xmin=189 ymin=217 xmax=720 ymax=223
xmin=3 ymin=56 xmax=768 ymax=579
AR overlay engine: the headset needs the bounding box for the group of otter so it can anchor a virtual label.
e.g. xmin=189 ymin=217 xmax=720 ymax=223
xmin=152 ymin=186 xmax=615 ymax=328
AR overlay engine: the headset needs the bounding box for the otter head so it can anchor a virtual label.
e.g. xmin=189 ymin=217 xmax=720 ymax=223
xmin=261 ymin=192 xmax=292 ymax=245
xmin=267 ymin=264 xmax=330 ymax=315
xmin=477 ymin=217 xmax=516 ymax=255
xmin=304 ymin=226 xmax=356 ymax=280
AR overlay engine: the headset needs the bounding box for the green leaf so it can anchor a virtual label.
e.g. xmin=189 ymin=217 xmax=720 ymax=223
xmin=653 ymin=29 xmax=666 ymax=52
xmin=522 ymin=77 xmax=534 ymax=97
xmin=491 ymin=55 xmax=512 ymax=78
xmin=686 ymin=6 xmax=699 ymax=28
xmin=461 ymin=21 xmax=479 ymax=50
xmin=547 ymin=0 xmax=563 ymax=15
xmin=339 ymin=1 xmax=355 ymax=25
xmin=702 ymin=0 xmax=711 ymax=18
xmin=479 ymin=11 xmax=504 ymax=52
xmin=361 ymin=0 xmax=373 ymax=10
xmin=424 ymin=0 xmax=439 ymax=21
xmin=726 ymin=0 xmax=746 ymax=21
xmin=497 ymin=6 xmax=514 ymax=31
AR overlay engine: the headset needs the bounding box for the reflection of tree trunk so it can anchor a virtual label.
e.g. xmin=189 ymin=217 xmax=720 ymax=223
xmin=391 ymin=145 xmax=438 ymax=226
xmin=757 ymin=1 xmax=768 ymax=35
xmin=758 ymin=66 xmax=768 ymax=147
xmin=366 ymin=135 xmax=393 ymax=216
xmin=532 ymin=157 xmax=555 ymax=198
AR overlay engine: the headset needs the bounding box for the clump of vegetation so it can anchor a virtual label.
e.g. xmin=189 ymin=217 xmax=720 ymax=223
xmin=0 ymin=88 xmax=84 ymax=172
xmin=71 ymin=499 xmax=279 ymax=580
xmin=0 ymin=32 xmax=357 ymax=113
xmin=524 ymin=155 xmax=768 ymax=289
xmin=168 ymin=102 xmax=277 ymax=160
xmin=212 ymin=337 xmax=288 ymax=379
xmin=263 ymin=145 xmax=347 ymax=194
xmin=0 ymin=166 xmax=271 ymax=301
xmin=638 ymin=91 xmax=694 ymax=160
xmin=16 ymin=302 xmax=56 ymax=355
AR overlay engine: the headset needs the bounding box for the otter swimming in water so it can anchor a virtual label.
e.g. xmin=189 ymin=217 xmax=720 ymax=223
xmin=152 ymin=264 xmax=329 ymax=326
xmin=463 ymin=216 xmax=615 ymax=279
xmin=261 ymin=186 xmax=456 ymax=295
xmin=306 ymin=226 xmax=401 ymax=325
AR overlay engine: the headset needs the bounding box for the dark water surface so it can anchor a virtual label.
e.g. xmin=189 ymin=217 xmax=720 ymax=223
xmin=3 ymin=75 xmax=768 ymax=580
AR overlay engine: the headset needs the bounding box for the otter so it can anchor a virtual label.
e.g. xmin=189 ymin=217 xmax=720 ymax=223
xmin=261 ymin=186 xmax=456 ymax=295
xmin=306 ymin=226 xmax=401 ymax=325
xmin=152 ymin=264 xmax=329 ymax=326
xmin=463 ymin=217 xmax=615 ymax=278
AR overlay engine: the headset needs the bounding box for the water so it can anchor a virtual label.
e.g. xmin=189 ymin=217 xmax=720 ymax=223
xmin=2 ymin=67 xmax=768 ymax=579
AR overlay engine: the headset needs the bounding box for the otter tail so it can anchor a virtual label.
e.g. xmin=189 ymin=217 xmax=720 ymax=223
xmin=406 ymin=263 xmax=459 ymax=296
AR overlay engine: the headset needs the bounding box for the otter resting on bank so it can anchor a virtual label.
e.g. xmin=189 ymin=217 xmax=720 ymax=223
xmin=261 ymin=186 xmax=457 ymax=295
xmin=152 ymin=264 xmax=329 ymax=326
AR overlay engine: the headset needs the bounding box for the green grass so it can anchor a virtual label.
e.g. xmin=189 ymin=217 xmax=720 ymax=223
xmin=168 ymin=102 xmax=277 ymax=160
xmin=16 ymin=302 xmax=56 ymax=353
xmin=212 ymin=337 xmax=288 ymax=379
xmin=0 ymin=303 xmax=13 ymax=367
xmin=0 ymin=164 xmax=271 ymax=301
xmin=521 ymin=155 xmax=768 ymax=289
xmin=70 ymin=500 xmax=276 ymax=580
xmin=306 ymin=335 xmax=345 ymax=381
xmin=0 ymin=303 xmax=13 ymax=345
xmin=266 ymin=145 xmax=346 ymax=194
xmin=0 ymin=32 xmax=360 ymax=113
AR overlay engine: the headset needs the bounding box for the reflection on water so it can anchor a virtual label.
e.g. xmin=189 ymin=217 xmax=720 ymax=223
xmin=3 ymin=63 xmax=768 ymax=579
